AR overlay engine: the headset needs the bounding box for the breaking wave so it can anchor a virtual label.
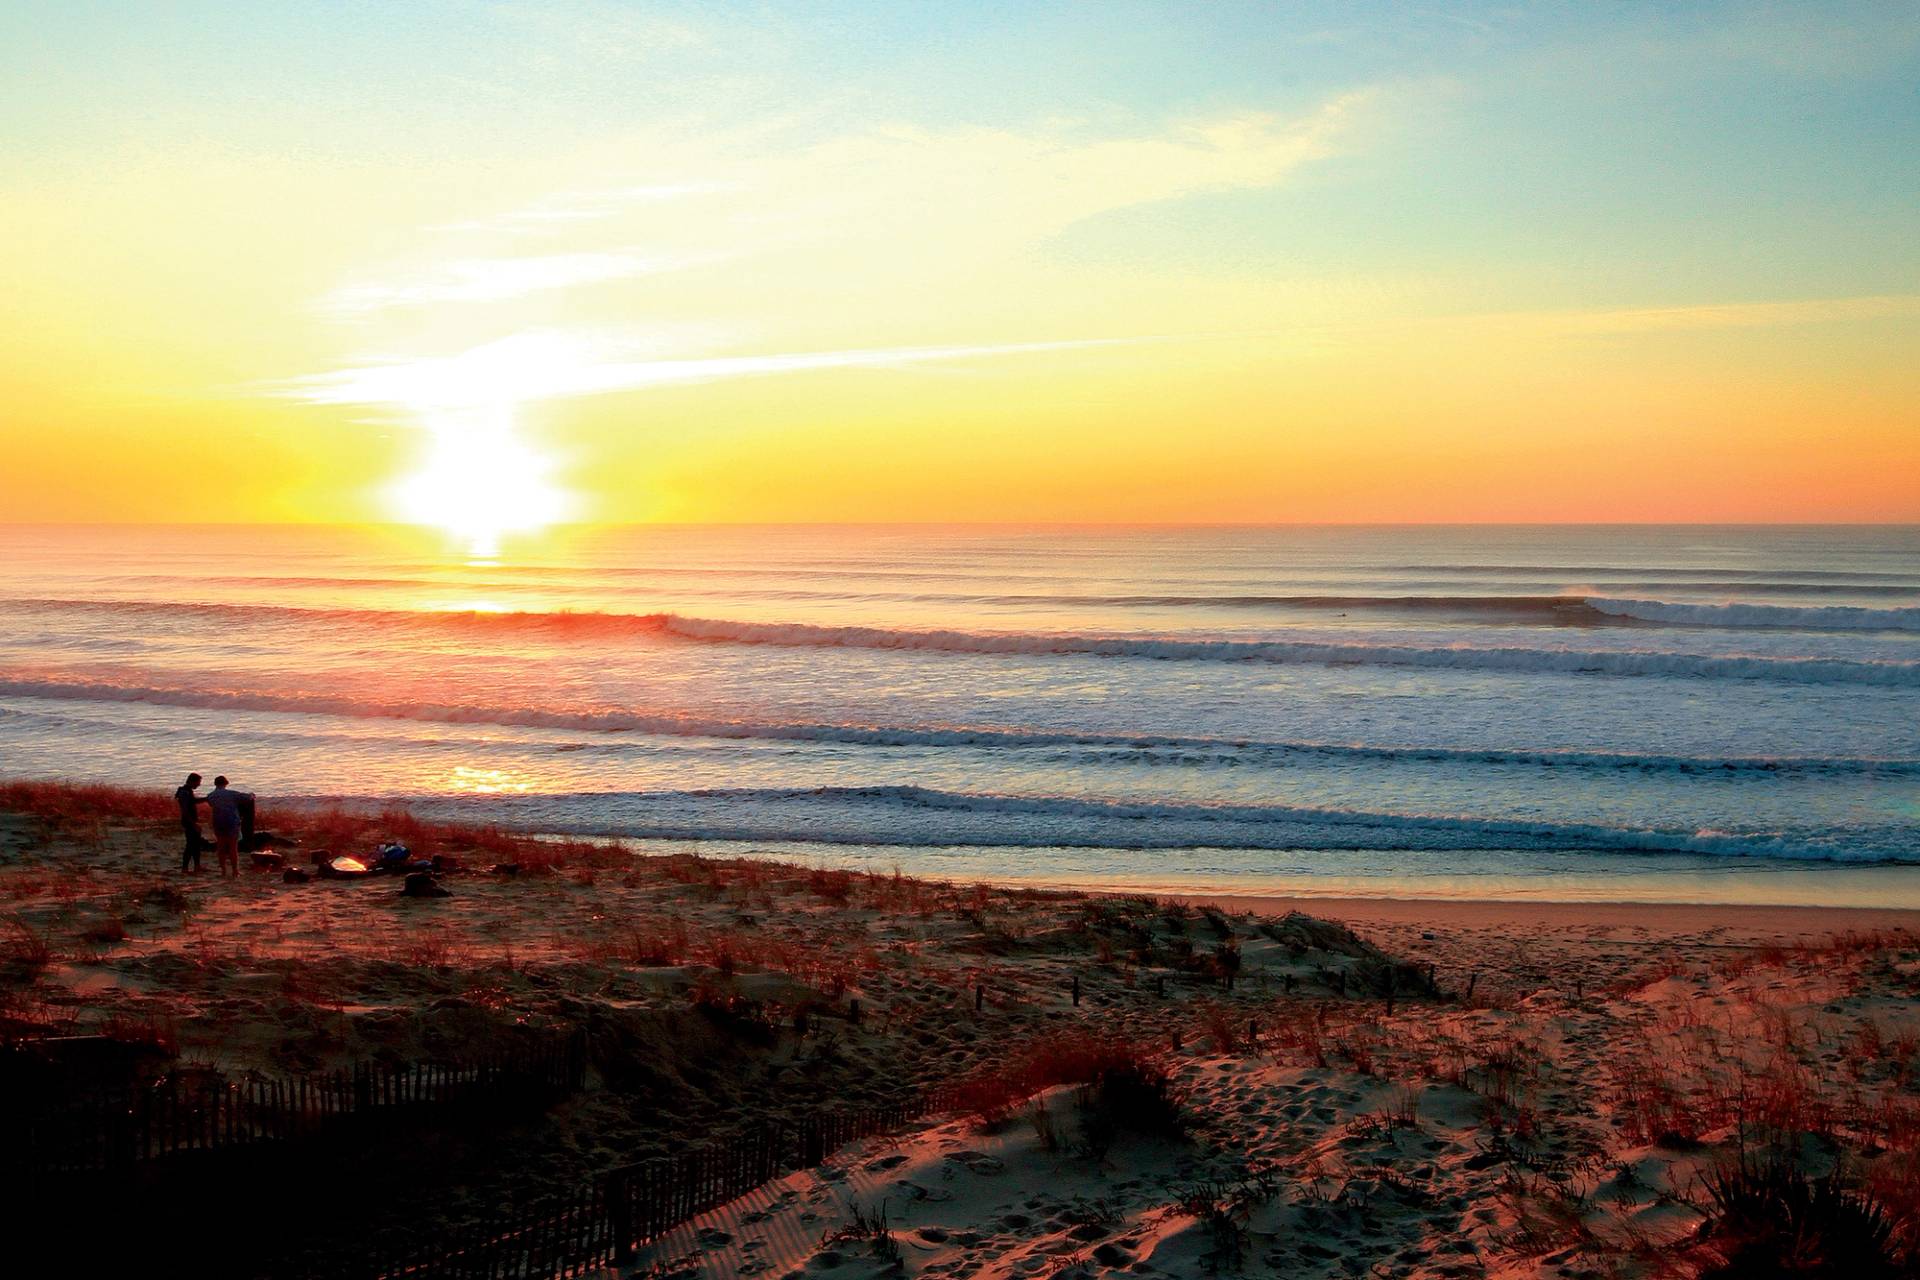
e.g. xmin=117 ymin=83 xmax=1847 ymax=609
xmin=1586 ymin=597 xmax=1920 ymax=631
xmin=655 ymin=616 xmax=1919 ymax=686
xmin=4 ymin=675 xmax=1913 ymax=777
xmin=398 ymin=785 xmax=1918 ymax=864
xmin=13 ymin=593 xmax=1920 ymax=639
xmin=6 ymin=597 xmax=1918 ymax=685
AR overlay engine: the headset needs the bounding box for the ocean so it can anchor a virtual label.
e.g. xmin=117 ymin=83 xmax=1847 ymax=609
xmin=2 ymin=523 xmax=1916 ymax=904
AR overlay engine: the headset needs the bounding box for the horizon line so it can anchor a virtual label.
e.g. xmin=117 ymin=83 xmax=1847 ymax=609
xmin=6 ymin=519 xmax=1918 ymax=531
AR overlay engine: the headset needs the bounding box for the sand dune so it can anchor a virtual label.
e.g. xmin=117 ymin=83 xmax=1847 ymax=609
xmin=3 ymin=790 xmax=1917 ymax=1276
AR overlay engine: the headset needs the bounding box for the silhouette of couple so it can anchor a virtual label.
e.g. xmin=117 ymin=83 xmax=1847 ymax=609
xmin=174 ymin=773 xmax=253 ymax=876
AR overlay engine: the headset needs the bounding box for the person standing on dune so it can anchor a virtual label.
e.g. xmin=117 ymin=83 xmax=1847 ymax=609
xmin=203 ymin=775 xmax=252 ymax=878
xmin=173 ymin=772 xmax=207 ymax=873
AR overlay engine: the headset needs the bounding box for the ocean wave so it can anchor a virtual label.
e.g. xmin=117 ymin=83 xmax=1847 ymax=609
xmin=395 ymin=784 xmax=1917 ymax=864
xmin=1588 ymin=597 xmax=1920 ymax=632
xmin=10 ymin=596 xmax=1920 ymax=684
xmin=949 ymin=594 xmax=1616 ymax=615
xmin=655 ymin=615 xmax=1920 ymax=686
xmin=1388 ymin=564 xmax=1920 ymax=584
xmin=20 ymin=587 xmax=1920 ymax=631
xmin=2 ymin=596 xmax=679 ymax=635
xmin=11 ymin=607 xmax=1920 ymax=692
xmin=794 ymin=592 xmax=1920 ymax=625
xmin=84 ymin=569 xmax=1920 ymax=603
xmin=5 ymin=674 xmax=1915 ymax=776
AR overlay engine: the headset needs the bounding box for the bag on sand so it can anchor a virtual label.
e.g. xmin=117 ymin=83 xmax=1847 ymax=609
xmin=401 ymin=871 xmax=450 ymax=899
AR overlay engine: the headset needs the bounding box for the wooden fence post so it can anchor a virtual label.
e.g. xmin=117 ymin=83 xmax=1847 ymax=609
xmin=609 ymin=1166 xmax=635 ymax=1266
xmin=802 ymin=1120 xmax=824 ymax=1167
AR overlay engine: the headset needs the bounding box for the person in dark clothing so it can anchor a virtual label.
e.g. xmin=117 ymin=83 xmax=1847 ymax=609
xmin=174 ymin=773 xmax=207 ymax=872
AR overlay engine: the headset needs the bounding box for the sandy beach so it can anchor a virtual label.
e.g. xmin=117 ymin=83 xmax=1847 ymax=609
xmin=3 ymin=785 xmax=1917 ymax=1277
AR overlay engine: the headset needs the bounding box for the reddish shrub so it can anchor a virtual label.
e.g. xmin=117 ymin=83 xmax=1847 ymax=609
xmin=807 ymin=867 xmax=854 ymax=904
xmin=99 ymin=1011 xmax=179 ymax=1055
xmin=1 ymin=913 xmax=54 ymax=975
xmin=1614 ymin=1059 xmax=1704 ymax=1146
xmin=949 ymin=1033 xmax=1176 ymax=1128
xmin=79 ymin=913 xmax=129 ymax=946
xmin=0 ymin=780 xmax=176 ymax=827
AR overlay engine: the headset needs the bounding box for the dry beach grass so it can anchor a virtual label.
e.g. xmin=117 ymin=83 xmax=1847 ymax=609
xmin=2 ymin=782 xmax=1917 ymax=1277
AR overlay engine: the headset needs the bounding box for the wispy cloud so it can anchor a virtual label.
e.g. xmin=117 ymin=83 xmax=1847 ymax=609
xmin=354 ymin=91 xmax=1379 ymax=307
xmin=430 ymin=183 xmax=727 ymax=236
xmin=285 ymin=92 xmax=1383 ymax=410
xmin=275 ymin=332 xmax=1165 ymax=410
xmin=319 ymin=247 xmax=714 ymax=314
xmin=760 ymin=92 xmax=1380 ymax=260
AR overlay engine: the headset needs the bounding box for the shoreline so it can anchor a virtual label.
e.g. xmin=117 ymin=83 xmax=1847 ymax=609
xmin=1151 ymin=890 xmax=1920 ymax=938
xmin=598 ymin=833 xmax=1920 ymax=912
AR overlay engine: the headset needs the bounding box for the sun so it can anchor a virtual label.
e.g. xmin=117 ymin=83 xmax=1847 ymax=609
xmin=391 ymin=403 xmax=570 ymax=558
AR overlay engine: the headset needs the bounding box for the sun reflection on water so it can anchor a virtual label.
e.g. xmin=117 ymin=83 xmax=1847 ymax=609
xmin=447 ymin=766 xmax=532 ymax=795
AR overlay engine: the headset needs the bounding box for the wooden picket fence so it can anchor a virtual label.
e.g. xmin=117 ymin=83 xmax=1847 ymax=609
xmin=2 ymin=1030 xmax=587 ymax=1179
xmin=351 ymin=1085 xmax=961 ymax=1280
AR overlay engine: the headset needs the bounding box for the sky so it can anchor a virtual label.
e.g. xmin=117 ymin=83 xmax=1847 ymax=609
xmin=1 ymin=0 xmax=1916 ymax=528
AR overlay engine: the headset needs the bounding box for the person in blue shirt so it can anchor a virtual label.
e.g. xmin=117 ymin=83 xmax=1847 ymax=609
xmin=203 ymin=776 xmax=253 ymax=878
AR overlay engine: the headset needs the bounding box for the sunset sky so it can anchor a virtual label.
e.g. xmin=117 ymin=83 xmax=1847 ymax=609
xmin=3 ymin=1 xmax=1916 ymax=527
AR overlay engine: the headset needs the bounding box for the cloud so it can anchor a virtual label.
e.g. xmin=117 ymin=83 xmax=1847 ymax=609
xmin=735 ymin=92 xmax=1379 ymax=263
xmin=319 ymin=247 xmax=713 ymax=314
xmin=287 ymin=93 xmax=1381 ymax=407
xmin=274 ymin=332 xmax=1164 ymax=410
xmin=430 ymin=183 xmax=727 ymax=236
xmin=365 ymin=91 xmax=1378 ymax=300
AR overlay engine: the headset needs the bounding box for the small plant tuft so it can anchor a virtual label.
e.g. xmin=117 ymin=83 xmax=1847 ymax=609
xmin=822 ymin=1199 xmax=903 ymax=1270
xmin=1696 ymin=1149 xmax=1908 ymax=1279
